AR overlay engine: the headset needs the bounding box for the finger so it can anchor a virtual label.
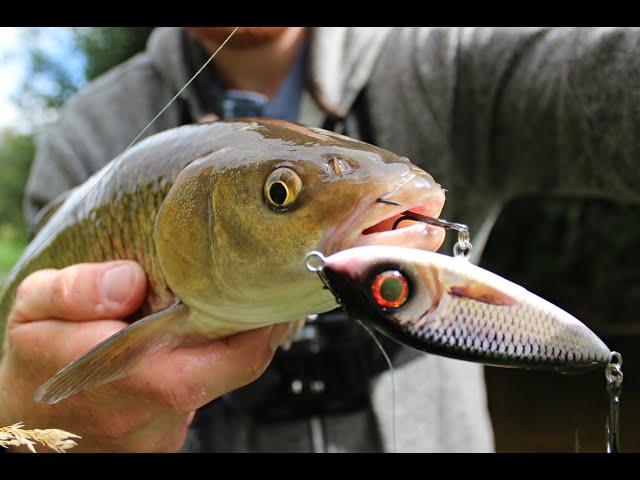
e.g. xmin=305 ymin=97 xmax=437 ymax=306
xmin=8 ymin=318 xmax=127 ymax=377
xmin=133 ymin=323 xmax=292 ymax=412
xmin=10 ymin=261 xmax=147 ymax=324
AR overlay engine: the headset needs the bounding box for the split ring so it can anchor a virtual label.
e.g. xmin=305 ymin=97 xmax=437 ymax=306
xmin=305 ymin=251 xmax=327 ymax=272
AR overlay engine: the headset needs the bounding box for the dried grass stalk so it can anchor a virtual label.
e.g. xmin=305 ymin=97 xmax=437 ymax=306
xmin=0 ymin=422 xmax=81 ymax=453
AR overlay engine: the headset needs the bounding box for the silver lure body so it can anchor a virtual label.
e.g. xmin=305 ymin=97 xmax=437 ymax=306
xmin=320 ymin=246 xmax=611 ymax=372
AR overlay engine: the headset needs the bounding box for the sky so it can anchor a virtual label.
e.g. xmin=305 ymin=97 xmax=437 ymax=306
xmin=0 ymin=27 xmax=85 ymax=132
xmin=0 ymin=28 xmax=25 ymax=129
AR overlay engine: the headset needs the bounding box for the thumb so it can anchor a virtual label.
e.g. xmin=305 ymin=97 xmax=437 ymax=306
xmin=11 ymin=261 xmax=147 ymax=323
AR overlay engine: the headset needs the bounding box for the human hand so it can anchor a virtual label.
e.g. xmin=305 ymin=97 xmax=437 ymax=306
xmin=0 ymin=261 xmax=290 ymax=452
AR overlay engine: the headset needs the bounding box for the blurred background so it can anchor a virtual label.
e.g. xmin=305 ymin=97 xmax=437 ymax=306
xmin=0 ymin=27 xmax=638 ymax=452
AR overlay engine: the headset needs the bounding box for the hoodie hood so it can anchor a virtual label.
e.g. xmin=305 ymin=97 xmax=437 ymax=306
xmin=146 ymin=27 xmax=393 ymax=121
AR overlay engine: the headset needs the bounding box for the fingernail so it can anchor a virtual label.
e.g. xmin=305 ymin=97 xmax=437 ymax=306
xmin=101 ymin=263 xmax=137 ymax=304
xmin=269 ymin=323 xmax=291 ymax=351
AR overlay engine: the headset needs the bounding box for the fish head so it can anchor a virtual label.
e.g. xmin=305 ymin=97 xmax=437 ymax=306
xmin=322 ymin=245 xmax=612 ymax=372
xmin=155 ymin=119 xmax=446 ymax=325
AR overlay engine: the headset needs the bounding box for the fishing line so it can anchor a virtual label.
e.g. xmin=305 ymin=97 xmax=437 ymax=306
xmin=357 ymin=319 xmax=397 ymax=454
xmin=124 ymin=27 xmax=239 ymax=151
xmin=13 ymin=27 xmax=239 ymax=273
xmin=305 ymin=252 xmax=398 ymax=453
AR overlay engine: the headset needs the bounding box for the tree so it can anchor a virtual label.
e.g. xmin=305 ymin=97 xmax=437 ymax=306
xmin=0 ymin=130 xmax=34 ymax=232
xmin=73 ymin=27 xmax=154 ymax=82
xmin=0 ymin=129 xmax=35 ymax=274
xmin=0 ymin=28 xmax=155 ymax=275
xmin=14 ymin=27 xmax=154 ymax=125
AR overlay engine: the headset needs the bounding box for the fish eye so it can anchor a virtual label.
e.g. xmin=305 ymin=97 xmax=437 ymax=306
xmin=264 ymin=167 xmax=302 ymax=209
xmin=371 ymin=270 xmax=410 ymax=309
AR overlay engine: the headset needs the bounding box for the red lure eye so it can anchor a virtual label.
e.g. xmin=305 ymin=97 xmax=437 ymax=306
xmin=371 ymin=271 xmax=409 ymax=308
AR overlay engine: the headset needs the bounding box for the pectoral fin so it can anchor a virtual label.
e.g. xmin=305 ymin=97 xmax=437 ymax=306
xmin=34 ymin=301 xmax=189 ymax=404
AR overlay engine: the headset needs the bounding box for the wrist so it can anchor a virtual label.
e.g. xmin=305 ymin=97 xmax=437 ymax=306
xmin=0 ymin=363 xmax=23 ymax=453
xmin=0 ymin=360 xmax=28 ymax=437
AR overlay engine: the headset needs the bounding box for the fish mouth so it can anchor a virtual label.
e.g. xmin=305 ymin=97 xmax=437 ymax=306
xmin=354 ymin=202 xmax=445 ymax=248
xmin=361 ymin=201 xmax=441 ymax=236
xmin=321 ymin=187 xmax=447 ymax=255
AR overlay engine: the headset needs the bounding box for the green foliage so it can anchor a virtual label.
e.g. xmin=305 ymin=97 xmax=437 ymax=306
xmin=0 ymin=130 xmax=34 ymax=232
xmin=73 ymin=27 xmax=154 ymax=81
xmin=14 ymin=28 xmax=154 ymax=123
xmin=0 ymin=229 xmax=27 ymax=277
xmin=13 ymin=29 xmax=85 ymax=115
xmin=1 ymin=28 xmax=153 ymax=275
xmin=0 ymin=131 xmax=32 ymax=275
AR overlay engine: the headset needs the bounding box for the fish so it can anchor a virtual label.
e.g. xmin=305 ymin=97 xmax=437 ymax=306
xmin=0 ymin=118 xmax=447 ymax=404
xmin=317 ymin=245 xmax=611 ymax=372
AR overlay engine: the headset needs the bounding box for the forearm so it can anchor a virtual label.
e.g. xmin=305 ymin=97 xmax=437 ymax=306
xmin=453 ymin=27 xmax=640 ymax=202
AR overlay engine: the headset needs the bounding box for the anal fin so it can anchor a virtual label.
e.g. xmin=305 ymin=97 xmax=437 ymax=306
xmin=34 ymin=301 xmax=189 ymax=404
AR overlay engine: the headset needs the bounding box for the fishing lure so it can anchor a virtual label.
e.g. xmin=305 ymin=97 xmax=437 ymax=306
xmin=306 ymin=213 xmax=624 ymax=451
xmin=307 ymin=245 xmax=611 ymax=371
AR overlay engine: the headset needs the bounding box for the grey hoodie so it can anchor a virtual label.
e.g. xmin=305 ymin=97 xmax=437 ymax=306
xmin=24 ymin=27 xmax=640 ymax=452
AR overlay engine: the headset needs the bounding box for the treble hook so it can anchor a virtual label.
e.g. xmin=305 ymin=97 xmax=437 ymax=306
xmin=391 ymin=211 xmax=469 ymax=233
xmin=392 ymin=211 xmax=473 ymax=259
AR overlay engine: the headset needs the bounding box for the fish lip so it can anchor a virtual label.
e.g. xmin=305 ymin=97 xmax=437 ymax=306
xmin=351 ymin=222 xmax=440 ymax=250
xmin=354 ymin=193 xmax=445 ymax=239
xmin=320 ymin=190 xmax=446 ymax=255
xmin=360 ymin=201 xmax=441 ymax=236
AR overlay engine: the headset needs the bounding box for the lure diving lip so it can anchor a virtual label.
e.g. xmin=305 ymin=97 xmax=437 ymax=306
xmin=315 ymin=245 xmax=612 ymax=373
